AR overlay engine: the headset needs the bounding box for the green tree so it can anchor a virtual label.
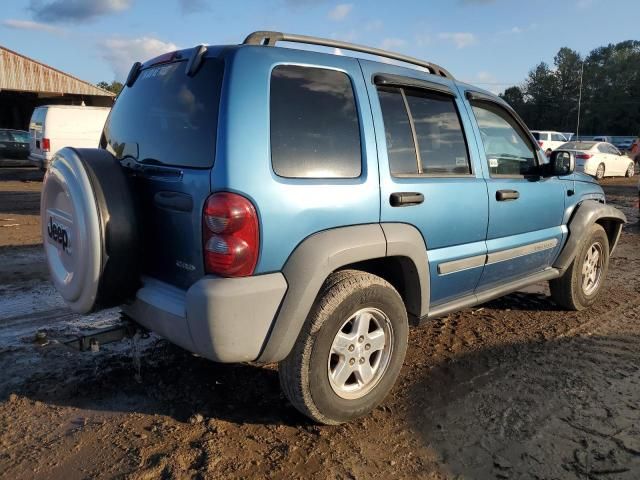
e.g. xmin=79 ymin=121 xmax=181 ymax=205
xmin=501 ymin=40 xmax=640 ymax=136
xmin=96 ymin=81 xmax=124 ymax=95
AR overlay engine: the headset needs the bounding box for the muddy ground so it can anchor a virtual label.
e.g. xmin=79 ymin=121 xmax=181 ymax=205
xmin=0 ymin=168 xmax=638 ymax=479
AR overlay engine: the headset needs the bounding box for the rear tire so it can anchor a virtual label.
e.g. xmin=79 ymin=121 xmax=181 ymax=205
xmin=550 ymin=224 xmax=609 ymax=310
xmin=595 ymin=163 xmax=605 ymax=180
xmin=278 ymin=270 xmax=408 ymax=425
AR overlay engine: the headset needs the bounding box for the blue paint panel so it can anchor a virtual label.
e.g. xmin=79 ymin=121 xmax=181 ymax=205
xmin=358 ymin=59 xmax=490 ymax=305
xmin=480 ymin=226 xmax=567 ymax=287
xmin=214 ymin=46 xmax=380 ymax=273
xmin=428 ymin=240 xmax=487 ymax=306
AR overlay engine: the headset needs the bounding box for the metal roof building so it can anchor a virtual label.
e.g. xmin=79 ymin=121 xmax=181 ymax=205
xmin=0 ymin=46 xmax=115 ymax=130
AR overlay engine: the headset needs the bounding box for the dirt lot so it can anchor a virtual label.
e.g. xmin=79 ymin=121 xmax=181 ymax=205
xmin=0 ymin=168 xmax=638 ymax=479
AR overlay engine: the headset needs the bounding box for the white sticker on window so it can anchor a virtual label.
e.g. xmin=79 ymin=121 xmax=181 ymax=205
xmin=489 ymin=158 xmax=499 ymax=168
xmin=455 ymin=157 xmax=467 ymax=166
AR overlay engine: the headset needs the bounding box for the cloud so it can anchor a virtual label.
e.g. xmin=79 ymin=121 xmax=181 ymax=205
xmin=380 ymin=38 xmax=406 ymax=51
xmin=29 ymin=0 xmax=132 ymax=23
xmin=328 ymin=3 xmax=352 ymax=21
xmin=1 ymin=18 xmax=65 ymax=34
xmin=100 ymin=36 xmax=179 ymax=80
xmin=414 ymin=33 xmax=431 ymax=47
xmin=364 ymin=19 xmax=383 ymax=31
xmin=499 ymin=23 xmax=538 ymax=35
xmin=178 ymin=0 xmax=209 ymax=14
xmin=438 ymin=32 xmax=477 ymax=48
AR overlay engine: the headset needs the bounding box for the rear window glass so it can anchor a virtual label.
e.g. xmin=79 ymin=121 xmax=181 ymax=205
xmin=531 ymin=132 xmax=541 ymax=140
xmin=378 ymin=87 xmax=470 ymax=176
xmin=29 ymin=108 xmax=45 ymax=130
xmin=12 ymin=131 xmax=29 ymax=142
xmin=101 ymin=59 xmax=224 ymax=168
xmin=406 ymin=90 xmax=470 ymax=175
xmin=562 ymin=141 xmax=596 ymax=150
xmin=270 ymin=65 xmax=361 ymax=178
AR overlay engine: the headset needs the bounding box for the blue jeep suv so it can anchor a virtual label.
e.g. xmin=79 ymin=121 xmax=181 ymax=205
xmin=40 ymin=31 xmax=626 ymax=424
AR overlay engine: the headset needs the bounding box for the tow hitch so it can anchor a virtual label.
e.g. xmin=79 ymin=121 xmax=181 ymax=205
xmin=42 ymin=315 xmax=149 ymax=352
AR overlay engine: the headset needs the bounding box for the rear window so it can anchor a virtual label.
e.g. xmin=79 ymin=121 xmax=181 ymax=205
xmin=531 ymin=132 xmax=541 ymax=140
xmin=562 ymin=141 xmax=596 ymax=150
xmin=270 ymin=65 xmax=361 ymax=178
xmin=29 ymin=108 xmax=46 ymax=131
xmin=101 ymin=58 xmax=224 ymax=168
xmin=12 ymin=131 xmax=29 ymax=142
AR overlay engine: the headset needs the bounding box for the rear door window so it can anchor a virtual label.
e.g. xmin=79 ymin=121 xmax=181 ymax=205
xmin=101 ymin=58 xmax=224 ymax=169
xmin=377 ymin=86 xmax=470 ymax=176
xmin=270 ymin=65 xmax=361 ymax=178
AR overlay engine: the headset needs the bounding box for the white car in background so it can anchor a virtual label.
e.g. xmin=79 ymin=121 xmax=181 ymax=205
xmin=559 ymin=140 xmax=635 ymax=179
xmin=531 ymin=130 xmax=568 ymax=151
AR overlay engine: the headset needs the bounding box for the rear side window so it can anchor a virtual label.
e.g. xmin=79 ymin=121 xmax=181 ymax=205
xmin=377 ymin=86 xmax=471 ymax=176
xmin=551 ymin=133 xmax=566 ymax=142
xmin=29 ymin=108 xmax=45 ymax=131
xmin=378 ymin=88 xmax=417 ymax=174
xmin=101 ymin=59 xmax=224 ymax=169
xmin=270 ymin=65 xmax=361 ymax=178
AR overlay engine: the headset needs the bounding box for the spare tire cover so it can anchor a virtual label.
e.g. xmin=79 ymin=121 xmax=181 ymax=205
xmin=41 ymin=147 xmax=139 ymax=313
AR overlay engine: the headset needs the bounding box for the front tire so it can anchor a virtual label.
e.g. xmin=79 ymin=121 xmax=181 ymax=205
xmin=550 ymin=224 xmax=609 ymax=310
xmin=278 ymin=270 xmax=408 ymax=425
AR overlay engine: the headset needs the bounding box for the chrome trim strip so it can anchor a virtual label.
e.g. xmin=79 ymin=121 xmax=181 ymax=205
xmin=438 ymin=254 xmax=486 ymax=275
xmin=437 ymin=238 xmax=559 ymax=275
xmin=486 ymin=238 xmax=558 ymax=265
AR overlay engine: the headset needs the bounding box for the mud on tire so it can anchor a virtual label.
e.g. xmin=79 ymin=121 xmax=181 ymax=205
xmin=278 ymin=270 xmax=408 ymax=425
xmin=550 ymin=223 xmax=610 ymax=311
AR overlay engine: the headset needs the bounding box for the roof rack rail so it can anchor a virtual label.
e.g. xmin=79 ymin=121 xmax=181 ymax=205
xmin=243 ymin=31 xmax=454 ymax=80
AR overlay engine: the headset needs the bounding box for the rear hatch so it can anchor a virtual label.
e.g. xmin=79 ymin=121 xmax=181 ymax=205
xmin=100 ymin=51 xmax=224 ymax=290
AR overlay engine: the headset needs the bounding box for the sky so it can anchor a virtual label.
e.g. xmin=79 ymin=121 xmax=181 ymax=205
xmin=1 ymin=0 xmax=638 ymax=93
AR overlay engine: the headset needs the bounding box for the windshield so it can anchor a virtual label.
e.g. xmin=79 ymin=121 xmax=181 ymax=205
xmin=101 ymin=58 xmax=224 ymax=168
xmin=560 ymin=141 xmax=596 ymax=150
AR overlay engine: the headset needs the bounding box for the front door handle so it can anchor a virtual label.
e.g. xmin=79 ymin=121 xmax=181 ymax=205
xmin=496 ymin=189 xmax=520 ymax=201
xmin=390 ymin=192 xmax=424 ymax=207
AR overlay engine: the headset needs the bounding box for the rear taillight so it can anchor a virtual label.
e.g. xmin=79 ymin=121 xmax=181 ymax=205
xmin=538 ymin=141 xmax=544 ymax=147
xmin=42 ymin=138 xmax=50 ymax=152
xmin=202 ymin=192 xmax=259 ymax=277
xmin=576 ymin=153 xmax=592 ymax=159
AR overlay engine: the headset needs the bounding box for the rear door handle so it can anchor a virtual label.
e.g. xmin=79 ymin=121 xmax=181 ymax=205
xmin=389 ymin=192 xmax=424 ymax=207
xmin=496 ymin=189 xmax=520 ymax=201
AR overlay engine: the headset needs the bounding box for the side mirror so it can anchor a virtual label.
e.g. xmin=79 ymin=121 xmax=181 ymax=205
xmin=549 ymin=150 xmax=575 ymax=176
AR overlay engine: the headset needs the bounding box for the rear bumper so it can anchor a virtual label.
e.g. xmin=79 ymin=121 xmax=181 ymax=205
xmin=122 ymin=274 xmax=288 ymax=362
xmin=28 ymin=153 xmax=49 ymax=169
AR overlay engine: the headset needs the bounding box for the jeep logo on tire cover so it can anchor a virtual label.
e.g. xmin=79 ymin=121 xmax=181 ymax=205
xmin=48 ymin=216 xmax=71 ymax=254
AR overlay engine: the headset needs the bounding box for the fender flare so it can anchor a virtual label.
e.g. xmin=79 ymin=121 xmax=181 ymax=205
xmin=554 ymin=199 xmax=626 ymax=273
xmin=257 ymin=223 xmax=429 ymax=363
